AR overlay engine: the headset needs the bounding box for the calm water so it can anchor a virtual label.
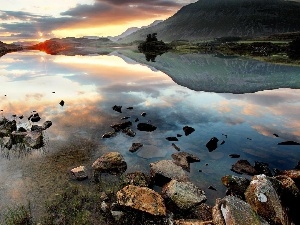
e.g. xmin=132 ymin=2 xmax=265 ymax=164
xmin=0 ymin=50 xmax=299 ymax=218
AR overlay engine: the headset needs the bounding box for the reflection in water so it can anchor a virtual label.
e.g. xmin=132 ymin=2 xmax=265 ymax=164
xmin=0 ymin=51 xmax=299 ymax=219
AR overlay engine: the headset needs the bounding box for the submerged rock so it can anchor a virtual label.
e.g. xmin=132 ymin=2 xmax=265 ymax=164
xmin=141 ymin=112 xmax=147 ymax=117
xmin=171 ymin=152 xmax=200 ymax=172
xmin=231 ymin=159 xmax=258 ymax=175
xmin=112 ymin=105 xmax=122 ymax=113
xmin=166 ymin=137 xmax=179 ymax=141
xmin=102 ymin=131 xmax=117 ymax=138
xmin=150 ymin=160 xmax=188 ymax=185
xmin=92 ymin=152 xmax=127 ymax=175
xmin=42 ymin=121 xmax=52 ymax=130
xmin=137 ymin=123 xmax=157 ymax=132
xmin=24 ymin=131 xmax=44 ymax=149
xmin=70 ymin=165 xmax=88 ymax=181
xmin=212 ymin=196 xmax=267 ymax=225
xmin=206 ymin=137 xmax=219 ymax=152
xmin=30 ymin=113 xmax=41 ymax=122
xmin=229 ymin=154 xmax=240 ymax=158
xmin=59 ymin=100 xmax=65 ymax=106
xmin=278 ymin=141 xmax=300 ymax=145
xmin=111 ymin=121 xmax=132 ymax=132
xmin=117 ymin=185 xmax=166 ymax=216
xmin=162 ymin=180 xmax=206 ymax=210
xmin=124 ymin=171 xmax=150 ymax=187
xmin=245 ymin=174 xmax=290 ymax=225
xmin=183 ymin=126 xmax=195 ymax=136
xmin=122 ymin=127 xmax=136 ymax=137
xmin=129 ymin=143 xmax=143 ymax=153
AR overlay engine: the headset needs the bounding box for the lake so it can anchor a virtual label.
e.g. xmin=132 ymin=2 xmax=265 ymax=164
xmin=0 ymin=50 xmax=299 ymax=219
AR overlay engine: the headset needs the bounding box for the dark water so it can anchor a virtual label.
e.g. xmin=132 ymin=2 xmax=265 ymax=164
xmin=0 ymin=50 xmax=299 ymax=218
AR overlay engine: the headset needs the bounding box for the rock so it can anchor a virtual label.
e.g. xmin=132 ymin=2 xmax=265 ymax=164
xmin=190 ymin=203 xmax=213 ymax=221
xmin=122 ymin=128 xmax=136 ymax=137
xmin=2 ymin=136 xmax=12 ymax=149
xmin=137 ymin=123 xmax=157 ymax=132
xmin=19 ymin=115 xmax=24 ymax=119
xmin=245 ymin=174 xmax=290 ymax=225
xmin=166 ymin=137 xmax=179 ymax=141
xmin=162 ymin=180 xmax=206 ymax=210
xmin=150 ymin=160 xmax=188 ymax=186
xmin=92 ymin=152 xmax=127 ymax=174
xmin=42 ymin=121 xmax=52 ymax=130
xmin=24 ymin=131 xmax=44 ymax=149
xmin=135 ymin=118 xmax=139 ymax=122
xmin=102 ymin=131 xmax=117 ymax=138
xmin=275 ymin=169 xmax=300 ymax=181
xmin=111 ymin=210 xmax=124 ymax=222
xmin=70 ymin=165 xmax=88 ymax=181
xmin=129 ymin=143 xmax=143 ymax=153
xmin=229 ymin=154 xmax=240 ymax=158
xmin=112 ymin=105 xmax=122 ymax=113
xmin=206 ymin=137 xmax=219 ymax=152
xmin=183 ymin=126 xmax=195 ymax=136
xmin=208 ymin=186 xmax=217 ymax=191
xmin=278 ymin=141 xmax=300 ymax=145
xmin=111 ymin=121 xmax=132 ymax=132
xmin=127 ymin=107 xmax=133 ymax=110
xmin=295 ymin=161 xmax=300 ymax=170
xmin=220 ymin=140 xmax=225 ymax=145
xmin=273 ymin=134 xmax=279 ymax=137
xmin=231 ymin=159 xmax=258 ymax=175
xmin=177 ymin=134 xmax=182 ymax=137
xmin=59 ymin=100 xmax=65 ymax=106
xmin=31 ymin=125 xmax=43 ymax=132
xmin=117 ymin=185 xmax=166 ymax=216
xmin=101 ymin=201 xmax=109 ymax=212
xmin=141 ymin=112 xmax=146 ymax=117
xmin=121 ymin=116 xmax=130 ymax=120
xmin=212 ymin=196 xmax=267 ymax=225
xmin=254 ymin=161 xmax=273 ymax=176
xmin=171 ymin=152 xmax=200 ymax=172
xmin=30 ymin=113 xmax=41 ymax=122
xmin=124 ymin=171 xmax=150 ymax=187
xmin=18 ymin=127 xmax=27 ymax=132
xmin=221 ymin=175 xmax=250 ymax=200
xmin=172 ymin=143 xmax=181 ymax=151
xmin=174 ymin=219 xmax=213 ymax=225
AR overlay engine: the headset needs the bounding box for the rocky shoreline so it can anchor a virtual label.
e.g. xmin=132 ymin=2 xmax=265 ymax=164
xmin=0 ymin=41 xmax=23 ymax=57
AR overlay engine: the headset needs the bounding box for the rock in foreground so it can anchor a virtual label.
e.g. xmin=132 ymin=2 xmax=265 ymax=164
xmin=117 ymin=185 xmax=166 ymax=216
xmin=92 ymin=152 xmax=127 ymax=174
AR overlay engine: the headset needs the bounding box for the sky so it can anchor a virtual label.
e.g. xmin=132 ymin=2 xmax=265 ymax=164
xmin=0 ymin=0 xmax=197 ymax=43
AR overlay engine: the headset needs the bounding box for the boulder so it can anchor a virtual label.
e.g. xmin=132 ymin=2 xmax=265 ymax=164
xmin=92 ymin=152 xmax=127 ymax=174
xmin=117 ymin=185 xmax=166 ymax=216
xmin=150 ymin=160 xmax=188 ymax=185
xmin=183 ymin=126 xmax=195 ymax=136
xmin=231 ymin=160 xmax=258 ymax=175
xmin=221 ymin=175 xmax=250 ymax=200
xmin=171 ymin=152 xmax=200 ymax=172
xmin=42 ymin=121 xmax=52 ymax=130
xmin=24 ymin=131 xmax=44 ymax=149
xmin=124 ymin=171 xmax=150 ymax=187
xmin=111 ymin=121 xmax=132 ymax=132
xmin=206 ymin=137 xmax=218 ymax=152
xmin=102 ymin=131 xmax=117 ymax=138
xmin=245 ymin=174 xmax=290 ymax=225
xmin=212 ymin=196 xmax=267 ymax=225
xmin=112 ymin=105 xmax=122 ymax=113
xmin=161 ymin=180 xmax=206 ymax=210
xmin=275 ymin=170 xmax=300 ymax=182
xmin=166 ymin=137 xmax=179 ymax=141
xmin=129 ymin=143 xmax=143 ymax=153
xmin=137 ymin=123 xmax=157 ymax=132
xmin=122 ymin=128 xmax=136 ymax=137
xmin=70 ymin=165 xmax=88 ymax=181
xmin=254 ymin=161 xmax=273 ymax=177
xmin=189 ymin=203 xmax=213 ymax=221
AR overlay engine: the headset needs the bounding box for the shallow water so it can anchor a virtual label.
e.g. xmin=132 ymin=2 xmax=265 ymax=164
xmin=0 ymin=50 xmax=299 ymax=219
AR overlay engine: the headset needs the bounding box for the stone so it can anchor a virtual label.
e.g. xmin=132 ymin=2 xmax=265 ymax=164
xmin=117 ymin=185 xmax=166 ymax=216
xmin=112 ymin=105 xmax=122 ymax=113
xmin=59 ymin=100 xmax=65 ymax=106
xmin=121 ymin=116 xmax=130 ymax=120
xmin=111 ymin=210 xmax=124 ymax=222
xmin=221 ymin=175 xmax=250 ymax=200
xmin=70 ymin=165 xmax=88 ymax=181
xmin=42 ymin=121 xmax=52 ymax=130
xmin=137 ymin=123 xmax=157 ymax=132
xmin=150 ymin=160 xmax=188 ymax=185
xmin=183 ymin=126 xmax=195 ymax=136
xmin=206 ymin=137 xmax=218 ymax=152
xmin=122 ymin=128 xmax=136 ymax=137
xmin=124 ymin=171 xmax=150 ymax=187
xmin=254 ymin=161 xmax=273 ymax=176
xmin=101 ymin=201 xmax=109 ymax=212
xmin=231 ymin=159 xmax=258 ymax=175
xmin=208 ymin=186 xmax=217 ymax=191
xmin=2 ymin=136 xmax=12 ymax=149
xmin=92 ymin=152 xmax=127 ymax=174
xmin=275 ymin=169 xmax=300 ymax=181
xmin=278 ymin=141 xmax=300 ymax=145
xmin=172 ymin=143 xmax=181 ymax=151
xmin=190 ymin=203 xmax=213 ymax=221
xmin=141 ymin=112 xmax=146 ymax=117
xmin=162 ymin=180 xmax=206 ymax=210
xmin=129 ymin=143 xmax=143 ymax=153
xmin=102 ymin=131 xmax=117 ymax=138
xmin=212 ymin=196 xmax=267 ymax=225
xmin=24 ymin=131 xmax=44 ymax=149
xmin=31 ymin=125 xmax=43 ymax=132
xmin=111 ymin=121 xmax=132 ymax=132
xmin=245 ymin=174 xmax=290 ymax=225
xmin=166 ymin=137 xmax=179 ymax=141
xmin=30 ymin=113 xmax=41 ymax=122
xmin=171 ymin=152 xmax=200 ymax=172
xmin=174 ymin=219 xmax=213 ymax=225
xmin=229 ymin=154 xmax=240 ymax=158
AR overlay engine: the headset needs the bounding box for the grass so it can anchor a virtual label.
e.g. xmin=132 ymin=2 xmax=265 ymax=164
xmin=4 ymin=203 xmax=34 ymax=225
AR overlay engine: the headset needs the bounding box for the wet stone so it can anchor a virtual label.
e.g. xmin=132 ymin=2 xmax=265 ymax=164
xmin=92 ymin=152 xmax=127 ymax=175
xmin=183 ymin=126 xmax=195 ymax=136
xmin=189 ymin=203 xmax=213 ymax=222
xmin=59 ymin=100 xmax=65 ymax=106
xmin=124 ymin=171 xmax=150 ymax=187
xmin=172 ymin=143 xmax=181 ymax=151
xmin=121 ymin=116 xmax=130 ymax=120
xmin=102 ymin=131 xmax=117 ymax=138
xmin=141 ymin=112 xmax=147 ymax=117
xmin=177 ymin=134 xmax=182 ymax=137
xmin=70 ymin=165 xmax=88 ymax=181
xmin=42 ymin=121 xmax=52 ymax=130
xmin=129 ymin=143 xmax=143 ymax=153
xmin=166 ymin=137 xmax=179 ymax=141
xmin=137 ymin=123 xmax=157 ymax=132
xmin=206 ymin=137 xmax=218 ymax=152
xmin=24 ymin=131 xmax=44 ymax=149
xmin=111 ymin=121 xmax=132 ymax=132
xmin=122 ymin=127 xmax=136 ymax=137
xmin=229 ymin=154 xmax=240 ymax=158
xmin=112 ymin=105 xmax=122 ymax=113
xmin=208 ymin=186 xmax=217 ymax=191
xmin=174 ymin=219 xmax=213 ymax=225
xmin=171 ymin=151 xmax=200 ymax=172
xmin=221 ymin=175 xmax=250 ymax=200
xmin=254 ymin=161 xmax=273 ymax=176
xmin=231 ymin=159 xmax=258 ymax=175
xmin=30 ymin=113 xmax=41 ymax=122
xmin=278 ymin=140 xmax=300 ymax=145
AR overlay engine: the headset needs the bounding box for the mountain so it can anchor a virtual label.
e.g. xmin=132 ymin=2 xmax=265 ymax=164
xmin=109 ymin=20 xmax=163 ymax=42
xmin=0 ymin=41 xmax=22 ymax=56
xmin=119 ymin=0 xmax=300 ymax=43
xmin=115 ymin=49 xmax=300 ymax=94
